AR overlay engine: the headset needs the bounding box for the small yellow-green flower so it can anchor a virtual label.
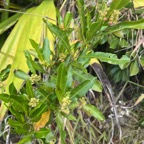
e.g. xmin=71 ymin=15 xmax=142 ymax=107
xmin=28 ymin=98 xmax=39 ymax=107
xmin=30 ymin=74 xmax=41 ymax=84
xmin=79 ymin=97 xmax=87 ymax=108
xmin=60 ymin=96 xmax=71 ymax=114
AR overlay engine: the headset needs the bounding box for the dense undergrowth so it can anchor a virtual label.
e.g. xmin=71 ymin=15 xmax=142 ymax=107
xmin=0 ymin=0 xmax=144 ymax=143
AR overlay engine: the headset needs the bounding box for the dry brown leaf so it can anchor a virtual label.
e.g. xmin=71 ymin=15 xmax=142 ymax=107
xmin=134 ymin=94 xmax=144 ymax=106
xmin=34 ymin=110 xmax=51 ymax=131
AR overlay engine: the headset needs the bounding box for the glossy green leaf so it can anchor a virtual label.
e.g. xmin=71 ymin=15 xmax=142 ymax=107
xmin=14 ymin=69 xmax=30 ymax=80
xmin=64 ymin=11 xmax=73 ymax=29
xmin=71 ymin=79 xmax=95 ymax=99
xmin=0 ymin=64 xmax=11 ymax=81
xmin=73 ymin=69 xmax=102 ymax=92
xmin=57 ymin=63 xmax=67 ymax=92
xmin=30 ymin=39 xmax=43 ymax=61
xmin=9 ymin=83 xmax=17 ymax=95
xmin=130 ymin=60 xmax=139 ymax=76
xmin=26 ymin=80 xmax=34 ymax=98
xmin=44 ymin=19 xmax=70 ymax=51
xmin=84 ymin=52 xmax=130 ymax=66
xmin=83 ymin=104 xmax=105 ymax=121
xmin=43 ymin=38 xmax=51 ymax=63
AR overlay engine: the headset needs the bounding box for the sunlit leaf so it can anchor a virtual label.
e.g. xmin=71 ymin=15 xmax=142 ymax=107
xmin=130 ymin=60 xmax=139 ymax=76
xmin=134 ymin=93 xmax=144 ymax=106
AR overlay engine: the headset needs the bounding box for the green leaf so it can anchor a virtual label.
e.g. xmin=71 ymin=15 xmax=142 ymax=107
xmin=30 ymin=103 xmax=48 ymax=121
xmin=66 ymin=66 xmax=73 ymax=88
xmin=26 ymin=80 xmax=34 ymax=98
xmin=44 ymin=20 xmax=70 ymax=51
xmin=105 ymin=18 xmax=144 ymax=34
xmin=9 ymin=83 xmax=17 ymax=95
xmin=57 ymin=63 xmax=67 ymax=92
xmin=64 ymin=11 xmax=73 ymax=29
xmin=30 ymin=39 xmax=44 ymax=61
xmin=86 ymin=22 xmax=102 ymax=41
xmin=0 ymin=94 xmax=10 ymax=103
xmin=119 ymin=39 xmax=130 ymax=48
xmin=71 ymin=79 xmax=95 ymax=99
xmin=76 ymin=0 xmax=86 ymax=39
xmin=25 ymin=50 xmax=45 ymax=73
xmin=10 ymin=95 xmax=27 ymax=113
xmin=109 ymin=0 xmax=130 ymax=14
xmin=84 ymin=52 xmax=130 ymax=66
xmin=73 ymin=69 xmax=102 ymax=92
xmin=43 ymin=38 xmax=51 ymax=63
xmin=140 ymin=55 xmax=144 ymax=67
xmin=56 ymin=113 xmax=66 ymax=144
xmin=83 ymin=104 xmax=105 ymax=121
xmin=34 ymin=128 xmax=50 ymax=138
xmin=14 ymin=69 xmax=30 ymax=80
xmin=17 ymin=135 xmax=32 ymax=144
xmin=0 ymin=13 xmax=22 ymax=35
xmin=0 ymin=64 xmax=11 ymax=81
xmin=130 ymin=60 xmax=139 ymax=76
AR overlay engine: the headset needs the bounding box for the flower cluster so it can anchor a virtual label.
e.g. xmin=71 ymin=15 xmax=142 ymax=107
xmin=30 ymin=74 xmax=41 ymax=84
xmin=79 ymin=97 xmax=87 ymax=108
xmin=108 ymin=10 xmax=120 ymax=25
xmin=28 ymin=98 xmax=39 ymax=107
xmin=40 ymin=60 xmax=50 ymax=68
xmin=60 ymin=96 xmax=71 ymax=115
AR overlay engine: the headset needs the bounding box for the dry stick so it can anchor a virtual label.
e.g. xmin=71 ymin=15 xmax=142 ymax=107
xmin=91 ymin=63 xmax=122 ymax=140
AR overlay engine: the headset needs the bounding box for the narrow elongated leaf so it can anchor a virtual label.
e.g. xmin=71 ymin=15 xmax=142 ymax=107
xmin=44 ymin=20 xmax=70 ymax=51
xmin=71 ymin=79 xmax=95 ymax=99
xmin=64 ymin=11 xmax=73 ymax=29
xmin=56 ymin=113 xmax=66 ymax=144
xmin=83 ymin=52 xmax=130 ymax=66
xmin=73 ymin=69 xmax=102 ymax=92
xmin=0 ymin=13 xmax=22 ymax=35
xmin=26 ymin=80 xmax=34 ymax=98
xmin=30 ymin=39 xmax=44 ymax=61
xmin=105 ymin=18 xmax=144 ymax=35
xmin=76 ymin=0 xmax=86 ymax=39
xmin=57 ymin=63 xmax=67 ymax=91
xmin=134 ymin=94 xmax=144 ymax=106
xmin=83 ymin=104 xmax=105 ymax=121
xmin=43 ymin=38 xmax=51 ymax=62
xmin=14 ymin=69 xmax=30 ymax=80
xmin=86 ymin=21 xmax=102 ymax=41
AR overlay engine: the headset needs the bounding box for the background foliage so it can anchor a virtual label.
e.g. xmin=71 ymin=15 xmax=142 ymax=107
xmin=0 ymin=0 xmax=144 ymax=143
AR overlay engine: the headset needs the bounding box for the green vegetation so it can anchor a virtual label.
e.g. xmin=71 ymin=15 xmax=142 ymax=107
xmin=0 ymin=0 xmax=144 ymax=143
